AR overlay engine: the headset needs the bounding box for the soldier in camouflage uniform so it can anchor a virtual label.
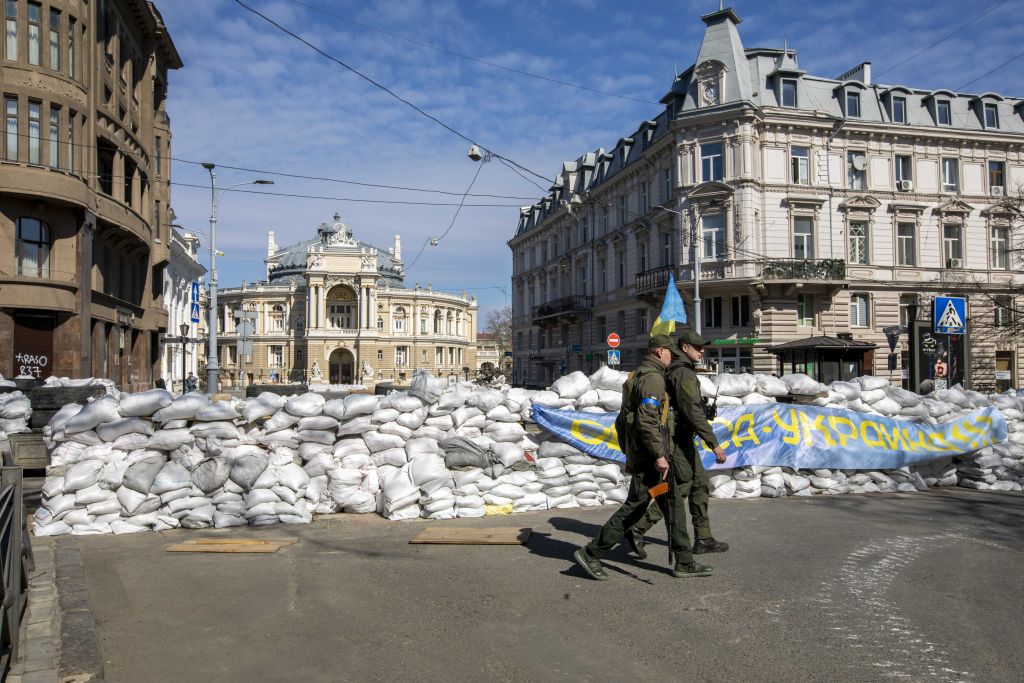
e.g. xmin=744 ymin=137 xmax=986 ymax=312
xmin=627 ymin=329 xmax=729 ymax=559
xmin=574 ymin=334 xmax=714 ymax=580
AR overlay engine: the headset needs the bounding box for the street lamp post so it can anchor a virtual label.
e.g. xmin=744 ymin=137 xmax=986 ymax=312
xmin=180 ymin=322 xmax=189 ymax=394
xmin=201 ymin=162 xmax=273 ymax=393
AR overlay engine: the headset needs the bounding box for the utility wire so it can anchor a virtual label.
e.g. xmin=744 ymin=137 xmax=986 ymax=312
xmin=406 ymin=162 xmax=487 ymax=271
xmin=233 ymin=0 xmax=553 ymax=186
xmin=957 ymin=48 xmax=1024 ymax=90
xmin=171 ymin=181 xmax=522 ymax=207
xmin=875 ymin=0 xmax=1009 ymax=78
xmin=287 ymin=0 xmax=659 ymax=106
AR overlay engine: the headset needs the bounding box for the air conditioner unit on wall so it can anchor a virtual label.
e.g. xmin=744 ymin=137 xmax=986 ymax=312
xmin=898 ymin=180 xmax=913 ymax=191
xmin=991 ymin=186 xmax=1004 ymax=197
xmin=947 ymin=257 xmax=964 ymax=269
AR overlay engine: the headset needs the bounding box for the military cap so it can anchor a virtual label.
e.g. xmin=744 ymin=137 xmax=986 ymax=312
xmin=649 ymin=334 xmax=683 ymax=358
xmin=676 ymin=329 xmax=711 ymax=349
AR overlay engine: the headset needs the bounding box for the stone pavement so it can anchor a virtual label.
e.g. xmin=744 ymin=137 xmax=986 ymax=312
xmin=8 ymin=537 xmax=59 ymax=683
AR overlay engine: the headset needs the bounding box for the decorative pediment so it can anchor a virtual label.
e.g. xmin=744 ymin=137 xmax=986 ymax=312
xmin=837 ymin=196 xmax=881 ymax=212
xmin=888 ymin=202 xmax=928 ymax=214
xmin=933 ymin=199 xmax=974 ymax=216
xmin=981 ymin=203 xmax=1013 ymax=220
xmin=781 ymin=194 xmax=827 ymax=208
xmin=610 ymin=229 xmax=628 ymax=244
xmin=688 ymin=180 xmax=734 ymax=203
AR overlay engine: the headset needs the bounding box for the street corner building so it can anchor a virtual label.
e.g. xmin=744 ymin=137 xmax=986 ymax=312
xmin=216 ymin=214 xmax=479 ymax=389
xmin=0 ymin=0 xmax=181 ymax=390
xmin=509 ymin=5 xmax=1023 ymax=393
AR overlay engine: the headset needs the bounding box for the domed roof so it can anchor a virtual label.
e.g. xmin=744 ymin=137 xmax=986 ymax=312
xmin=318 ymin=212 xmax=352 ymax=240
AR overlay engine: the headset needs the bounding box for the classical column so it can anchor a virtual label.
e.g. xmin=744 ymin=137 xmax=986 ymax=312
xmin=77 ymin=211 xmax=95 ymax=376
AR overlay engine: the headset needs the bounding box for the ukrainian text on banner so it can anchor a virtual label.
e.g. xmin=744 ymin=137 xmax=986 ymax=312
xmin=531 ymin=404 xmax=1008 ymax=470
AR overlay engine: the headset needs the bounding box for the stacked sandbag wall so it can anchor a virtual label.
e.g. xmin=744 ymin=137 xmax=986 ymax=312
xmin=32 ymin=368 xmax=1024 ymax=536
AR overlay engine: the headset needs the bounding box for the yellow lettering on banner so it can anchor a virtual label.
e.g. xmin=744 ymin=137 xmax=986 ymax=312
xmin=961 ymin=419 xmax=989 ymax=449
xmin=903 ymin=428 xmax=937 ymax=453
xmin=799 ymin=412 xmax=837 ymax=447
xmin=860 ymin=420 xmax=885 ymax=448
xmin=712 ymin=417 xmax=734 ymax=452
xmin=772 ymin=409 xmax=802 ymax=445
xmin=571 ymin=419 xmax=621 ymax=453
xmin=731 ymin=413 xmax=761 ymax=449
xmin=928 ymin=431 xmax=953 ymax=453
xmin=880 ymin=424 xmax=908 ymax=451
xmin=828 ymin=415 xmax=857 ymax=447
xmin=949 ymin=423 xmax=979 ymax=451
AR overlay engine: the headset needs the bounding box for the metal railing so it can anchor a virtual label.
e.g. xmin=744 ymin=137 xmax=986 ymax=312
xmin=635 ymin=265 xmax=676 ymax=295
xmin=761 ymin=258 xmax=846 ymax=280
xmin=0 ymin=466 xmax=30 ymax=672
xmin=533 ymin=295 xmax=593 ymax=321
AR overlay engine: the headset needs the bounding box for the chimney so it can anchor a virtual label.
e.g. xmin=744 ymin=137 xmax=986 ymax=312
xmin=394 ymin=234 xmax=402 ymax=260
xmin=267 ymin=230 xmax=277 ymax=256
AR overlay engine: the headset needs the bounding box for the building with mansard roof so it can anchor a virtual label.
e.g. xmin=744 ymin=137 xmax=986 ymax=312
xmin=217 ymin=214 xmax=478 ymax=388
xmin=509 ymin=5 xmax=1023 ymax=392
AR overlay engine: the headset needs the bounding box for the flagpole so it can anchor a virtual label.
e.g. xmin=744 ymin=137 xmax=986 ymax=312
xmin=690 ymin=205 xmax=702 ymax=335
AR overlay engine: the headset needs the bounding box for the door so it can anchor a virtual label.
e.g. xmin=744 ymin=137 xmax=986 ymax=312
xmin=12 ymin=313 xmax=55 ymax=379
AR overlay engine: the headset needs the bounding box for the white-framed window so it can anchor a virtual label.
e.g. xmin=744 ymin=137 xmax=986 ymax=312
xmin=989 ymin=161 xmax=1005 ymax=191
xmin=618 ymin=195 xmax=626 ymax=226
xmin=897 ymin=222 xmax=916 ymax=266
xmin=702 ymin=213 xmax=726 ymax=260
xmin=420 ymin=318 xmax=427 ymax=334
xmin=637 ymin=240 xmax=647 ymax=273
xmin=991 ymin=226 xmax=1010 ymax=270
xmin=895 ymin=155 xmax=912 ymax=183
xmin=891 ymin=96 xmax=906 ymax=123
xmin=637 ymin=307 xmax=649 ymax=333
xmin=48 ymin=105 xmax=58 ymax=167
xmin=15 ymin=217 xmax=50 ymax=277
xmin=271 ymin=304 xmax=285 ymax=330
xmin=328 ymin=303 xmax=353 ymax=329
xmin=791 ymin=146 xmax=810 ymax=185
xmin=797 ymin=294 xmax=814 ymax=326
xmin=640 ymin=181 xmax=648 ymax=214
xmin=899 ymin=295 xmax=917 ymax=327
xmin=377 ymin=349 xmax=383 ymax=361
xmin=268 ymin=345 xmax=283 ymax=367
xmin=941 ymin=158 xmax=958 ymax=192
xmin=846 ymin=91 xmax=861 ymax=117
xmin=781 ymin=78 xmax=797 ymax=107
xmin=4 ymin=96 xmax=15 ymax=160
xmin=5 ymin=0 xmax=16 ymax=61
xmin=984 ymin=103 xmax=999 ymax=129
xmin=703 ymin=297 xmax=723 ymax=328
xmin=376 ymin=317 xmax=383 ymax=330
xmin=849 ymin=293 xmax=870 ymax=327
xmin=663 ymin=168 xmax=672 ymax=202
xmin=994 ymin=296 xmax=1013 ymax=328
xmin=27 ymin=1 xmax=39 ymax=65
xmin=731 ymin=295 xmax=750 ymax=327
xmin=793 ymin=216 xmax=814 ymax=259
xmin=395 ymin=346 xmax=408 ymax=367
xmin=848 ymin=221 xmax=869 ymax=264
xmin=27 ymin=100 xmax=40 ymax=165
xmin=701 ymin=142 xmax=723 ymax=182
xmin=48 ymin=7 xmax=58 ymax=71
xmin=943 ymin=223 xmax=963 ymax=266
xmin=67 ymin=15 xmax=74 ymax=78
xmin=661 ymin=232 xmax=672 ymax=266
xmin=393 ymin=306 xmax=406 ymax=332
xmin=847 ymin=151 xmax=866 ymax=190
xmin=937 ymin=100 xmax=952 ymax=125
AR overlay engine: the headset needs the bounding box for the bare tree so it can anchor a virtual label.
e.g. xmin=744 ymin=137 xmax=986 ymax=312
xmin=484 ymin=304 xmax=513 ymax=357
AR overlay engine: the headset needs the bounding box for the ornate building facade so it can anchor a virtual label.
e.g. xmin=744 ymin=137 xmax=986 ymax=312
xmin=0 ymin=0 xmax=181 ymax=390
xmin=217 ymin=214 xmax=478 ymax=388
xmin=509 ymin=6 xmax=1022 ymax=392
xmin=160 ymin=226 xmax=204 ymax=392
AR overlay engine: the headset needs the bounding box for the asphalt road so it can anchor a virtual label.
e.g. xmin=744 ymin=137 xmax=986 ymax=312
xmin=71 ymin=489 xmax=1023 ymax=682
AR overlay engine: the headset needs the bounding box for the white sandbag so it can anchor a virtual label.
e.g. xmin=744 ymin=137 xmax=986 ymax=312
xmin=64 ymin=460 xmax=104 ymax=492
xmin=885 ymin=386 xmax=921 ymax=408
xmin=277 ymin=463 xmax=310 ymax=492
xmin=153 ymin=394 xmax=209 ymax=421
xmin=408 ymin=454 xmax=449 ymax=487
xmin=710 ymin=480 xmax=736 ymax=498
xmin=364 ymin=431 xmax=405 ymax=453
xmin=118 ymin=389 xmax=173 ymax=417
xmin=147 ymin=429 xmax=194 ymax=451
xmin=372 ymin=448 xmax=408 ymax=468
xmin=33 ymin=520 xmax=72 ymax=537
xmin=467 ymin=389 xmax=503 ymax=413
xmin=870 ymin=398 xmax=901 ymax=416
xmin=742 ymin=393 xmax=775 ymax=405
xmin=529 ymin=390 xmax=564 ymax=407
xmin=284 ymin=393 xmax=325 ymax=417
xmin=111 ymin=433 xmax=151 ymax=451
xmin=192 ymin=457 xmax=232 ymax=493
xmin=194 ymin=400 xmax=241 ymax=421
xmin=74 ymin=484 xmax=112 ymax=505
xmin=372 ymin=408 xmax=400 ymax=424
xmin=589 ymin=365 xmax=628 ymax=391
xmin=334 ymin=438 xmax=371 ymax=458
xmin=95 ymin=418 xmax=154 ymax=442
xmin=297 ymin=429 xmax=336 ymax=445
xmin=755 ymin=374 xmax=790 ymax=397
xmin=485 ymin=422 xmax=527 ymax=443
xmin=856 ymin=375 xmax=890 ymax=391
xmin=781 ymin=374 xmax=826 ymax=396
xmin=385 ymin=394 xmax=425 ymax=413
xmin=190 ymin=422 xmax=243 ymax=440
xmin=122 ymin=455 xmax=165 ymax=494
xmin=48 ymin=403 xmax=84 ymax=431
xmin=575 ymin=390 xmax=600 ymax=409
xmin=264 ymin=411 xmax=300 ymax=433
xmin=397 ymin=407 xmax=428 ymax=430
xmin=485 ymin=405 xmax=520 ymax=423
xmin=64 ymin=396 xmax=121 ymax=434
xmin=409 ymin=372 xmax=446 ymax=403
xmin=242 ymin=399 xmax=277 ymax=423
xmin=492 ymin=442 xmax=525 ymax=468
xmin=714 ymin=373 xmax=757 ymax=397
xmin=150 ymin=462 xmax=191 ymax=495
xmin=406 ymin=438 xmax=440 ymax=458
xmin=550 ymin=372 xmax=590 ymax=399
xmin=231 ymin=452 xmax=269 ymax=490
xmin=343 ymin=393 xmax=378 ymax=417
xmin=337 ymin=416 xmax=373 ymax=436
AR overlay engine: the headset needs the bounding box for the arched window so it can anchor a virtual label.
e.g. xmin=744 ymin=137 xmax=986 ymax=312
xmin=433 ymin=310 xmax=442 ymax=333
xmin=271 ymin=304 xmax=285 ymax=331
xmin=16 ymin=217 xmax=50 ymax=277
xmin=394 ymin=306 xmax=406 ymax=332
xmin=377 ymin=317 xmax=384 ymax=330
xmin=446 ymin=311 xmax=454 ymax=335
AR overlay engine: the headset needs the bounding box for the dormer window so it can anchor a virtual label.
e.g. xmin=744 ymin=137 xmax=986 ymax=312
xmin=892 ymin=96 xmax=906 ymax=123
xmin=846 ymin=91 xmax=861 ymax=118
xmin=984 ymin=103 xmax=999 ymax=129
xmin=781 ymin=78 xmax=797 ymax=107
xmin=937 ymin=100 xmax=951 ymax=125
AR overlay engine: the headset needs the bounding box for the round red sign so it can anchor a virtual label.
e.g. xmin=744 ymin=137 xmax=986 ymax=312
xmin=607 ymin=333 xmax=621 ymax=348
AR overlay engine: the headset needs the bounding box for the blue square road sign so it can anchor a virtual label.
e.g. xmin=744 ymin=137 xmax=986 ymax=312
xmin=190 ymin=302 xmax=201 ymax=324
xmin=933 ymin=296 xmax=966 ymax=335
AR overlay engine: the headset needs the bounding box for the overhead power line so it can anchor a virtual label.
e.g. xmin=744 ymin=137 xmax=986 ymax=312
xmin=233 ymin=0 xmax=553 ymax=186
xmin=171 ymin=181 xmax=523 ymax=207
xmin=876 ymin=0 xmax=1009 ymax=79
xmin=957 ymin=49 xmax=1024 ymax=91
xmin=407 ymin=162 xmax=486 ymax=271
xmin=287 ymin=0 xmax=659 ymax=106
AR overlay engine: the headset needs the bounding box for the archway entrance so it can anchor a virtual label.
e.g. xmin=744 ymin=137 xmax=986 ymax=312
xmin=329 ymin=347 xmax=355 ymax=384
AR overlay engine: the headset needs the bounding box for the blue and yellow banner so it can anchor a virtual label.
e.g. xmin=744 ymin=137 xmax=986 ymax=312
xmin=531 ymin=404 xmax=1008 ymax=470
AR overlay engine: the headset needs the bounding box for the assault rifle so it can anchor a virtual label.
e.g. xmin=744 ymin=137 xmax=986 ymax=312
xmin=649 ymin=396 xmax=675 ymax=566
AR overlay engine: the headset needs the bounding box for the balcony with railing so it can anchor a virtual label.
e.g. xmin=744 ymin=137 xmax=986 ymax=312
xmin=761 ymin=259 xmax=846 ymax=281
xmin=635 ymin=265 xmax=676 ymax=296
xmin=533 ymin=295 xmax=593 ymax=326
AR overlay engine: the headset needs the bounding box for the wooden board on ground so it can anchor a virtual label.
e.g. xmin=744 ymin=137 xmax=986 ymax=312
xmin=409 ymin=527 xmax=531 ymax=545
xmin=166 ymin=538 xmax=297 ymax=553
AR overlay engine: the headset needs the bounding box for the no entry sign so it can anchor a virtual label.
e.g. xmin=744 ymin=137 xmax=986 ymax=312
xmin=607 ymin=333 xmax=621 ymax=348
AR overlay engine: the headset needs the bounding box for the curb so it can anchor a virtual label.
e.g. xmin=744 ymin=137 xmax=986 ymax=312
xmin=53 ymin=538 xmax=104 ymax=683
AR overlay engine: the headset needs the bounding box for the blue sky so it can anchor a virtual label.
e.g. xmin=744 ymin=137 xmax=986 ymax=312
xmin=157 ymin=0 xmax=1024 ymax=324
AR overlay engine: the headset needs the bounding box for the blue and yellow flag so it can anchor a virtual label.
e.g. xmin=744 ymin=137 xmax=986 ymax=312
xmin=650 ymin=273 xmax=686 ymax=335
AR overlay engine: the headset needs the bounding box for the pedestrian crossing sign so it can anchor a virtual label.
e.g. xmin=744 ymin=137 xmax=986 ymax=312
xmin=190 ymin=302 xmax=201 ymax=324
xmin=933 ymin=296 xmax=966 ymax=335
xmin=191 ymin=280 xmax=200 ymax=303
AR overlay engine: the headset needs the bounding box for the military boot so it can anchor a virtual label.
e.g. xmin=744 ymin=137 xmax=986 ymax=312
xmin=574 ymin=547 xmax=609 ymax=581
xmin=671 ymin=561 xmax=714 ymax=578
xmin=692 ymin=537 xmax=729 ymax=554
